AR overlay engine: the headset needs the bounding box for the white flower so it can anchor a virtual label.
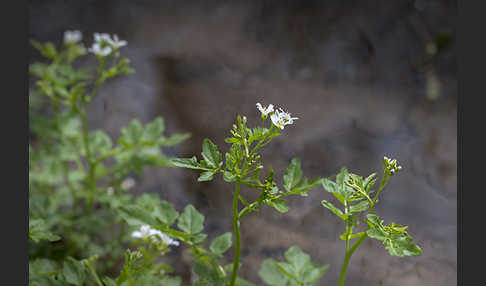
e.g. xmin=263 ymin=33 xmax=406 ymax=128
xmin=88 ymin=42 xmax=112 ymax=57
xmin=109 ymin=34 xmax=127 ymax=49
xmin=256 ymin=103 xmax=274 ymax=117
xmin=131 ymin=225 xmax=153 ymax=239
xmin=107 ymin=187 xmax=114 ymax=195
xmin=153 ymin=231 xmax=180 ymax=246
xmin=121 ymin=178 xmax=136 ymax=190
xmin=64 ymin=30 xmax=82 ymax=44
xmin=131 ymin=225 xmax=179 ymax=247
xmin=270 ymin=108 xmax=298 ymax=130
xmin=89 ymin=32 xmax=127 ymax=57
xmin=93 ymin=32 xmax=112 ymax=43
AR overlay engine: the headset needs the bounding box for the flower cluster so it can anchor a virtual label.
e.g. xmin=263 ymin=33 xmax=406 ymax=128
xmin=121 ymin=177 xmax=136 ymax=191
xmin=383 ymin=156 xmax=402 ymax=175
xmin=64 ymin=30 xmax=82 ymax=44
xmin=132 ymin=225 xmax=180 ymax=247
xmin=88 ymin=32 xmax=127 ymax=57
xmin=256 ymin=102 xmax=298 ymax=130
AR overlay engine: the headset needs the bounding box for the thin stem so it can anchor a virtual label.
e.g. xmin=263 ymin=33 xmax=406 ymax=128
xmin=82 ymin=60 xmax=106 ymax=216
xmin=229 ymin=180 xmax=241 ymax=286
xmin=338 ymin=233 xmax=368 ymax=286
xmin=82 ymin=107 xmax=97 ymax=216
xmin=370 ymin=172 xmax=389 ymax=214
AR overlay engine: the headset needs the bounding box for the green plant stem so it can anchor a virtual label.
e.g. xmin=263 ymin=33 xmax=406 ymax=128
xmin=81 ymin=107 xmax=97 ymax=216
xmin=82 ymin=61 xmax=106 ymax=216
xmin=338 ymin=233 xmax=368 ymax=286
xmin=370 ymin=172 xmax=389 ymax=214
xmin=84 ymin=260 xmax=104 ymax=286
xmin=229 ymin=180 xmax=242 ymax=286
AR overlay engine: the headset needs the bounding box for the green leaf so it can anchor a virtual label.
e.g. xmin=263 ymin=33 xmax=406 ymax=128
xmin=321 ymin=178 xmax=337 ymax=193
xmin=161 ymin=276 xmax=181 ymax=286
xmin=29 ymin=218 xmax=61 ymax=243
xmin=62 ymin=257 xmax=86 ymax=285
xmin=155 ymin=200 xmax=179 ymax=226
xmin=268 ymin=198 xmax=289 ymax=213
xmin=349 ymin=200 xmax=369 ymax=213
xmin=118 ymin=205 xmax=158 ymax=226
xmin=193 ymin=261 xmax=225 ymax=286
xmin=258 ymin=259 xmax=293 ymax=286
xmin=162 ymin=133 xmax=190 ymax=146
xmin=301 ymin=264 xmax=330 ymax=284
xmin=31 ymin=40 xmax=57 ymax=59
xmin=290 ymin=177 xmax=322 ymax=196
xmin=171 ymin=156 xmax=211 ymax=171
xmin=119 ymin=119 xmax=144 ymax=146
xmin=201 ymin=138 xmax=223 ymax=169
xmin=259 ymin=246 xmax=329 ymax=285
xmin=283 ymin=158 xmax=303 ymax=192
xmin=101 ymin=277 xmax=117 ymax=286
xmin=177 ymin=205 xmax=204 ymax=234
xmin=223 ymin=171 xmax=237 ymax=182
xmin=198 ymin=171 xmax=215 ymax=182
xmin=193 ymin=233 xmax=208 ymax=244
xmin=284 ymin=246 xmax=310 ymax=275
xmin=132 ymin=194 xmax=179 ymax=226
xmin=366 ymin=214 xmax=422 ymax=257
xmin=143 ymin=117 xmax=164 ymax=142
xmin=210 ymin=232 xmax=232 ymax=255
xmin=321 ymin=169 xmax=355 ymax=204
xmin=90 ymin=130 xmax=112 ymax=156
xmin=321 ymin=200 xmax=347 ymax=220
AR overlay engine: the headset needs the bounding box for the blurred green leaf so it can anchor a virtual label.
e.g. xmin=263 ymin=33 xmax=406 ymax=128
xmin=177 ymin=205 xmax=204 ymax=235
xmin=210 ymin=232 xmax=232 ymax=255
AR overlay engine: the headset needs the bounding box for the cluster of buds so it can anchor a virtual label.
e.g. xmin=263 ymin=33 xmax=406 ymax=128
xmin=383 ymin=156 xmax=402 ymax=176
xmin=256 ymin=103 xmax=298 ymax=130
xmin=131 ymin=225 xmax=180 ymax=247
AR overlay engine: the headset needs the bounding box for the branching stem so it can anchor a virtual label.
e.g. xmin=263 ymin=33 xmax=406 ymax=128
xmin=229 ymin=180 xmax=242 ymax=286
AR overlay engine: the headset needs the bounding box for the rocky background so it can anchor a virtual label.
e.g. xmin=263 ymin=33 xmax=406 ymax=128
xmin=29 ymin=0 xmax=457 ymax=285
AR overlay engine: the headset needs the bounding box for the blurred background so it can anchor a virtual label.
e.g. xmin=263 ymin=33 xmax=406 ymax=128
xmin=29 ymin=0 xmax=457 ymax=285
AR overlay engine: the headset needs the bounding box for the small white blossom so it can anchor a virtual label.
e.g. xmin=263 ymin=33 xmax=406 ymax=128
xmin=64 ymin=30 xmax=82 ymax=44
xmin=256 ymin=103 xmax=274 ymax=117
xmin=109 ymin=34 xmax=127 ymax=49
xmin=121 ymin=177 xmax=136 ymax=190
xmin=107 ymin=187 xmax=114 ymax=195
xmin=88 ymin=42 xmax=112 ymax=57
xmin=270 ymin=108 xmax=298 ymax=130
xmin=154 ymin=231 xmax=180 ymax=246
xmin=131 ymin=225 xmax=180 ymax=246
xmin=93 ymin=32 xmax=112 ymax=43
xmin=131 ymin=225 xmax=153 ymax=239
xmin=89 ymin=32 xmax=127 ymax=57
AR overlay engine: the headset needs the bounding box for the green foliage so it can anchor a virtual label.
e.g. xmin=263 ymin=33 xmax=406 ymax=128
xmin=29 ymin=32 xmax=189 ymax=284
xmin=320 ymin=158 xmax=422 ymax=286
xmin=29 ymin=218 xmax=61 ymax=243
xmin=29 ymin=31 xmax=423 ymax=286
xmin=210 ymin=233 xmax=233 ymax=256
xmin=29 ymin=256 xmax=102 ymax=286
xmin=366 ymin=214 xmax=422 ymax=257
xmin=171 ymin=106 xmax=326 ymax=286
xmin=178 ymin=205 xmax=205 ymax=235
xmin=259 ymin=246 xmax=329 ymax=286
